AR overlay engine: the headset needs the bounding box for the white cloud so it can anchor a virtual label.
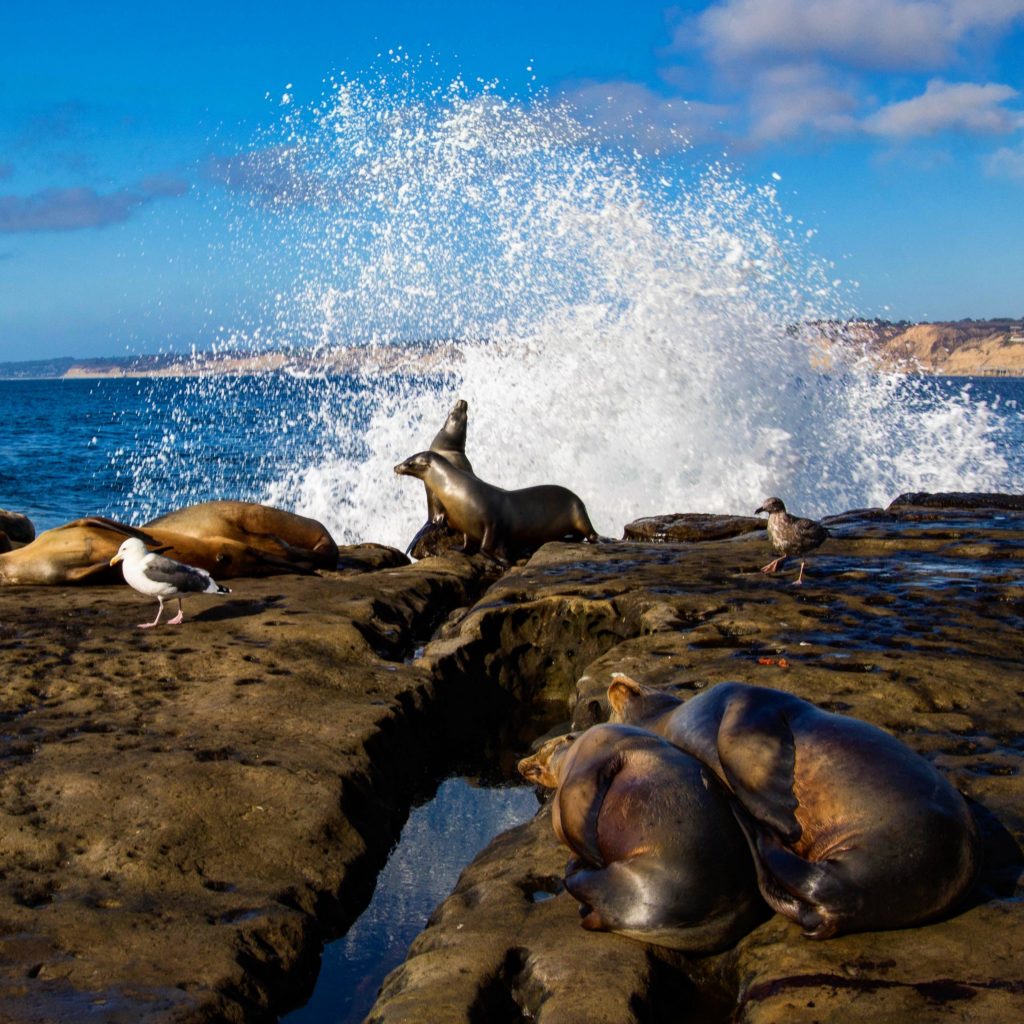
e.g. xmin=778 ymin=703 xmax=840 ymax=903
xmin=986 ymin=141 xmax=1024 ymax=178
xmin=863 ymin=79 xmax=1023 ymax=137
xmin=689 ymin=0 xmax=1024 ymax=72
xmin=747 ymin=64 xmax=860 ymax=142
xmin=559 ymin=80 xmax=731 ymax=151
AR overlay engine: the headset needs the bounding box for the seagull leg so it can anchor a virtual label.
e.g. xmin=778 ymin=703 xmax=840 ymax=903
xmin=139 ymin=597 xmax=164 ymax=629
xmin=792 ymin=561 xmax=807 ymax=586
xmin=167 ymin=599 xmax=185 ymax=626
xmin=760 ymin=557 xmax=785 ymax=574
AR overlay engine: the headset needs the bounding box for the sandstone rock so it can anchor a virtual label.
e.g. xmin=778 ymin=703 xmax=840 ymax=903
xmin=380 ymin=504 xmax=1024 ymax=1023
xmin=623 ymin=512 xmax=765 ymax=543
xmin=889 ymin=491 xmax=1024 ymax=511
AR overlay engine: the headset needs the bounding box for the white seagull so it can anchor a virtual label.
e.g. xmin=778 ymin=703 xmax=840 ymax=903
xmin=110 ymin=537 xmax=231 ymax=628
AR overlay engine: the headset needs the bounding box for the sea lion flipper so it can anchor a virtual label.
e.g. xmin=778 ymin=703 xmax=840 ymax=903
xmin=556 ymin=752 xmax=623 ymax=866
xmin=717 ymin=691 xmax=801 ymax=842
xmin=751 ymin=830 xmax=839 ymax=939
xmin=404 ymin=519 xmax=435 ymax=555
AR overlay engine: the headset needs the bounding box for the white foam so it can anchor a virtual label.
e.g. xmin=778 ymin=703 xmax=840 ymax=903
xmin=128 ymin=65 xmax=1017 ymax=548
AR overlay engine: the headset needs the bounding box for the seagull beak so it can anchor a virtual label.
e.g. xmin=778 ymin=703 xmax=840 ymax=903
xmin=109 ymin=553 xmax=122 ymax=566
xmin=754 ymin=506 xmax=764 ymax=515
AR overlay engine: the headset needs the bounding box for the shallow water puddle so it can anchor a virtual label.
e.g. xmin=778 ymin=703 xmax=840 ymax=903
xmin=284 ymin=776 xmax=539 ymax=1023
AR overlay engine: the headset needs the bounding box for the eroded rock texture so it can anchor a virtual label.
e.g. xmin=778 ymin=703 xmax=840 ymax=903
xmin=373 ymin=499 xmax=1024 ymax=1022
xmin=1 ymin=500 xmax=1023 ymax=1023
xmin=0 ymin=548 xmax=497 ymax=1022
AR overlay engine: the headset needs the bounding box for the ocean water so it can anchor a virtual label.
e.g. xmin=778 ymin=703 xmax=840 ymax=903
xmin=5 ymin=68 xmax=1023 ymax=542
xmin=1 ymin=373 xmax=1022 ymax=543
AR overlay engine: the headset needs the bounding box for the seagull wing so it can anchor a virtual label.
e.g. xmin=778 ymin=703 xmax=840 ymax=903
xmin=141 ymin=553 xmax=216 ymax=593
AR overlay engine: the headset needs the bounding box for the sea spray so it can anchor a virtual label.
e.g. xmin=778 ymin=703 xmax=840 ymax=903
xmin=124 ymin=61 xmax=1014 ymax=547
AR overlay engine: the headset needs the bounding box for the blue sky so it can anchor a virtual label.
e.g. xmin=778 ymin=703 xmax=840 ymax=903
xmin=2 ymin=0 xmax=1023 ymax=361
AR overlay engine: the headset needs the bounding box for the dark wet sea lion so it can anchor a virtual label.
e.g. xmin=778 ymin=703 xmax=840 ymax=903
xmin=1 ymin=506 xmax=336 ymax=585
xmin=395 ymin=450 xmax=597 ymax=563
xmin=754 ymin=496 xmax=829 ymax=584
xmin=405 ymin=399 xmax=475 ymax=555
xmin=426 ymin=398 xmax=473 ymax=521
xmin=144 ymin=500 xmax=338 ymax=570
xmin=607 ymin=676 xmax=979 ymax=939
xmin=0 ymin=508 xmax=35 ymax=545
xmin=518 ymin=723 xmax=766 ymax=951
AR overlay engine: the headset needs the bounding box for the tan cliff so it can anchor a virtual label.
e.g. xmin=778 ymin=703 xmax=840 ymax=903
xmin=819 ymin=319 xmax=1024 ymax=376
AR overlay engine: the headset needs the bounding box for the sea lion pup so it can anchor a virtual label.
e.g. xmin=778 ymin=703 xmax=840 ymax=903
xmin=144 ymin=500 xmax=338 ymax=570
xmin=394 ymin=451 xmax=598 ymax=563
xmin=754 ymin=496 xmax=828 ymax=584
xmin=517 ymin=724 xmax=766 ymax=951
xmin=607 ymin=676 xmax=979 ymax=939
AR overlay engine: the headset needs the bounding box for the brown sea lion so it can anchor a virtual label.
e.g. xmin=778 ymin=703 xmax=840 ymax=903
xmin=0 ymin=518 xmax=155 ymax=585
xmin=145 ymin=500 xmax=338 ymax=570
xmin=426 ymin=398 xmax=473 ymax=521
xmin=518 ymin=723 xmax=766 ymax=951
xmin=0 ymin=508 xmax=35 ymax=545
xmin=607 ymin=676 xmax=979 ymax=939
xmin=0 ymin=507 xmax=334 ymax=585
xmin=394 ymin=451 xmax=597 ymax=563
xmin=405 ymin=399 xmax=475 ymax=555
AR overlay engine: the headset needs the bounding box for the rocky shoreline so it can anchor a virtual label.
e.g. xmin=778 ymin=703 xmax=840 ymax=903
xmin=1 ymin=495 xmax=1023 ymax=1022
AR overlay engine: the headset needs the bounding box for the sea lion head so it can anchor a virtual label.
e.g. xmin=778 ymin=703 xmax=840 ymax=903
xmin=518 ymin=733 xmax=577 ymax=788
xmin=755 ymin=497 xmax=786 ymax=516
xmin=395 ymin=450 xmax=451 ymax=479
xmin=606 ymin=673 xmax=682 ymax=725
xmin=445 ymin=398 xmax=468 ymax=432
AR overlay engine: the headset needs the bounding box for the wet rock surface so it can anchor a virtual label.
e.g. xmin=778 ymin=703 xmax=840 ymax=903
xmin=373 ymin=500 xmax=1024 ymax=1022
xmin=622 ymin=512 xmax=765 ymax=543
xmin=1 ymin=502 xmax=1023 ymax=1022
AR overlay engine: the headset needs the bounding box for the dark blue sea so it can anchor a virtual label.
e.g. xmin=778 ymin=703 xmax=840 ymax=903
xmin=3 ymin=374 xmax=1024 ymax=538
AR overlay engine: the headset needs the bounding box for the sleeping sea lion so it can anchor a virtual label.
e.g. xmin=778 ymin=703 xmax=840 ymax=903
xmin=394 ymin=451 xmax=597 ymax=563
xmin=0 ymin=506 xmax=335 ymax=585
xmin=0 ymin=518 xmax=156 ymax=585
xmin=607 ymin=676 xmax=979 ymax=939
xmin=145 ymin=500 xmax=338 ymax=570
xmin=0 ymin=508 xmax=35 ymax=545
xmin=518 ymin=723 xmax=766 ymax=951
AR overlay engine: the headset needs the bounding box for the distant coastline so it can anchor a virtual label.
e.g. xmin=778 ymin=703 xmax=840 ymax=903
xmin=2 ymin=320 xmax=1023 ymax=380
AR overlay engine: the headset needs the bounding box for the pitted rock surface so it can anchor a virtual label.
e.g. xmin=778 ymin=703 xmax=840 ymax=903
xmin=377 ymin=503 xmax=1024 ymax=1023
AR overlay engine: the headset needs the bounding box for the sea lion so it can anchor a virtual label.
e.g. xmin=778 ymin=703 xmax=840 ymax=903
xmin=0 ymin=518 xmax=153 ymax=585
xmin=394 ymin=451 xmax=597 ymax=563
xmin=0 ymin=508 xmax=333 ymax=585
xmin=426 ymin=398 xmax=473 ymax=521
xmin=405 ymin=399 xmax=475 ymax=555
xmin=0 ymin=508 xmax=35 ymax=545
xmin=607 ymin=676 xmax=979 ymax=939
xmin=145 ymin=500 xmax=338 ymax=570
xmin=754 ymin=497 xmax=829 ymax=584
xmin=518 ymin=723 xmax=766 ymax=951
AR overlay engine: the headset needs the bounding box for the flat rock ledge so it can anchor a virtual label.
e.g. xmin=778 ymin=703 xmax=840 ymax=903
xmin=0 ymin=548 xmax=501 ymax=1023
xmin=372 ymin=497 xmax=1024 ymax=1023
xmin=1 ymin=497 xmax=1023 ymax=1023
